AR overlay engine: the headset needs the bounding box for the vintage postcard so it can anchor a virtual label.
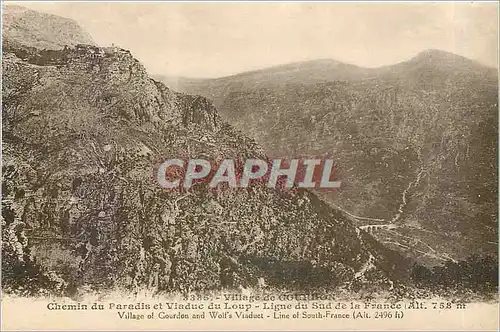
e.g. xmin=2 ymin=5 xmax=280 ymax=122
xmin=1 ymin=1 xmax=498 ymax=331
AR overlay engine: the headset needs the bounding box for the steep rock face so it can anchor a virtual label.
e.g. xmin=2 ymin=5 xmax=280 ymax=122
xmin=2 ymin=41 xmax=411 ymax=296
xmin=177 ymin=94 xmax=220 ymax=131
xmin=159 ymin=51 xmax=498 ymax=266
xmin=2 ymin=5 xmax=96 ymax=50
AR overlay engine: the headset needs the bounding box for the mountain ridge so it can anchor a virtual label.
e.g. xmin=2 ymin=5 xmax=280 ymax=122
xmin=2 ymin=4 xmax=96 ymax=50
xmin=155 ymin=49 xmax=497 ymax=87
xmin=156 ymin=47 xmax=498 ymax=267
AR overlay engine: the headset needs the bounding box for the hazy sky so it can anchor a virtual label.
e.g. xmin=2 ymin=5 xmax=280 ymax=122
xmin=6 ymin=2 xmax=500 ymax=77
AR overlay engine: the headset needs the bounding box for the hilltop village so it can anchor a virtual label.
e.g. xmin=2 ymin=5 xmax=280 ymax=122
xmin=3 ymin=42 xmax=132 ymax=66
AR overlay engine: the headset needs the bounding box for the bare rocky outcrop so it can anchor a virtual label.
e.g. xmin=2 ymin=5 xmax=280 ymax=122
xmin=2 ymin=5 xmax=96 ymax=50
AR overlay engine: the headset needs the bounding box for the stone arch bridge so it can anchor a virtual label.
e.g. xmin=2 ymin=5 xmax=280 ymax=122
xmin=359 ymin=224 xmax=399 ymax=234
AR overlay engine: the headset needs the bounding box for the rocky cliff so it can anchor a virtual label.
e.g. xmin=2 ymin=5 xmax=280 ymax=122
xmin=1 ymin=10 xmax=412 ymax=297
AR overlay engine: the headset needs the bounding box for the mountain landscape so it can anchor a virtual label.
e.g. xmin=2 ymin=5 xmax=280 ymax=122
xmin=1 ymin=5 xmax=421 ymax=298
xmin=156 ymin=50 xmax=499 ymax=268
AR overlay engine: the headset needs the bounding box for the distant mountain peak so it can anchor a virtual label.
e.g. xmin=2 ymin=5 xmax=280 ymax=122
xmin=416 ymin=48 xmax=458 ymax=57
xmin=231 ymin=57 xmax=361 ymax=77
xmin=407 ymin=48 xmax=484 ymax=68
xmin=2 ymin=4 xmax=95 ymax=50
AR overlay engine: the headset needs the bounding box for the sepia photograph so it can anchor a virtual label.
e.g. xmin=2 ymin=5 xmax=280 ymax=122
xmin=1 ymin=1 xmax=498 ymax=330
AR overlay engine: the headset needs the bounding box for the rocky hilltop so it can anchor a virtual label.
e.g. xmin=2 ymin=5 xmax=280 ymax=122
xmin=2 ymin=7 xmax=411 ymax=297
xmin=2 ymin=5 xmax=95 ymax=50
